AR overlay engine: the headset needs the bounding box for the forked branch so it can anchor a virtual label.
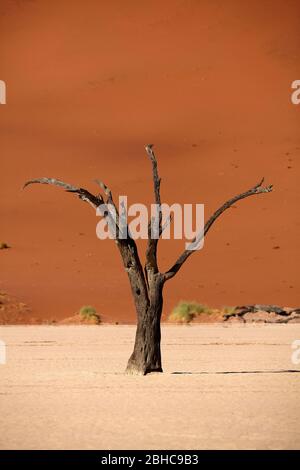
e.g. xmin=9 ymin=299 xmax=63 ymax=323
xmin=163 ymin=178 xmax=273 ymax=281
xmin=23 ymin=176 xmax=149 ymax=304
xmin=23 ymin=177 xmax=121 ymax=236
xmin=94 ymin=179 xmax=118 ymax=214
xmin=23 ymin=176 xmax=127 ymax=238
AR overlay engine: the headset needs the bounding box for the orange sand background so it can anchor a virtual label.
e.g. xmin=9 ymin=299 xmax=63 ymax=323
xmin=1 ymin=0 xmax=299 ymax=323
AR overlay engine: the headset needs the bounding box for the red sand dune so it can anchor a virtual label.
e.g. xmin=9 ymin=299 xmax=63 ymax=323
xmin=1 ymin=0 xmax=299 ymax=323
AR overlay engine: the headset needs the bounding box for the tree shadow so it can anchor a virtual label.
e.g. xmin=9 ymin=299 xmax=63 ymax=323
xmin=172 ymin=369 xmax=300 ymax=375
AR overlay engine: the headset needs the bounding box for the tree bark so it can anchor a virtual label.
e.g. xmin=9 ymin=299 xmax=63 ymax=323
xmin=126 ymin=274 xmax=164 ymax=375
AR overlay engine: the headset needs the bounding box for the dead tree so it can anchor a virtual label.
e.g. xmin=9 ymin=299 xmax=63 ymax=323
xmin=24 ymin=145 xmax=273 ymax=375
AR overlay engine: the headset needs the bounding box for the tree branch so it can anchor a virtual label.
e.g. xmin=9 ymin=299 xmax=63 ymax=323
xmin=94 ymin=178 xmax=126 ymax=238
xmin=160 ymin=213 xmax=173 ymax=237
xmin=145 ymin=144 xmax=162 ymax=274
xmin=94 ymin=179 xmax=117 ymax=212
xmin=23 ymin=177 xmax=122 ymax=236
xmin=163 ymin=178 xmax=273 ymax=281
xmin=23 ymin=178 xmax=104 ymax=209
xmin=23 ymin=176 xmax=149 ymax=304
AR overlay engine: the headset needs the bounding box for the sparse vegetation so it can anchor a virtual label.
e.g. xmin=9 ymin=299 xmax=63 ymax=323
xmin=169 ymin=301 xmax=213 ymax=323
xmin=0 ymin=242 xmax=10 ymax=250
xmin=222 ymin=306 xmax=237 ymax=318
xmin=79 ymin=305 xmax=101 ymax=324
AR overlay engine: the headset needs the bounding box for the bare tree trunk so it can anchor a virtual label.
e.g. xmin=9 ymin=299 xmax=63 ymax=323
xmin=126 ymin=274 xmax=164 ymax=375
